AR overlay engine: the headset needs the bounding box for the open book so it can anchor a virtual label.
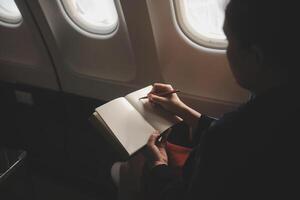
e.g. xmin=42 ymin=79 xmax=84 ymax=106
xmin=89 ymin=85 xmax=180 ymax=160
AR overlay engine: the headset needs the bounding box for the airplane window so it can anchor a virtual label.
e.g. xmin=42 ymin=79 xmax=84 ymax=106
xmin=0 ymin=0 xmax=22 ymax=25
xmin=174 ymin=0 xmax=228 ymax=49
xmin=60 ymin=0 xmax=119 ymax=35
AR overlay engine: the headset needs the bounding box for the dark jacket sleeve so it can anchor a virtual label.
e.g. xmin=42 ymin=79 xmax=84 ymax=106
xmin=190 ymin=115 xmax=215 ymax=146
xmin=166 ymin=115 xmax=215 ymax=148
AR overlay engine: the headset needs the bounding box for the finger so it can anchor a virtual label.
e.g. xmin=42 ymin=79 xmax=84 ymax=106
xmin=149 ymin=94 xmax=168 ymax=104
xmin=147 ymin=93 xmax=154 ymax=103
xmin=161 ymin=131 xmax=169 ymax=144
xmin=146 ymin=133 xmax=162 ymax=159
xmin=157 ymin=130 xmax=169 ymax=148
xmin=156 ymin=134 xmax=163 ymax=144
xmin=152 ymin=83 xmax=173 ymax=93
xmin=147 ymin=132 xmax=160 ymax=146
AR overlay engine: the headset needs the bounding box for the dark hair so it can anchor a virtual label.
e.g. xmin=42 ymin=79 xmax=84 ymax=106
xmin=226 ymin=1 xmax=296 ymax=72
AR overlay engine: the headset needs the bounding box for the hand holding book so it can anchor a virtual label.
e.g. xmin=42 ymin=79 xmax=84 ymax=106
xmin=145 ymin=132 xmax=169 ymax=168
xmin=90 ymin=85 xmax=180 ymax=160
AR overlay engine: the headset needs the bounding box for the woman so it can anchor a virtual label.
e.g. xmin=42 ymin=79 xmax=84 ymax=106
xmin=143 ymin=0 xmax=299 ymax=199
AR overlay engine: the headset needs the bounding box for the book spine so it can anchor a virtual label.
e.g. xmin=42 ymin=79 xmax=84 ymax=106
xmin=89 ymin=113 xmax=129 ymax=161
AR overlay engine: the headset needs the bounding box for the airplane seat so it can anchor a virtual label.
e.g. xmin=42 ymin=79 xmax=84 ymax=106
xmin=0 ymin=147 xmax=35 ymax=200
xmin=110 ymin=153 xmax=145 ymax=200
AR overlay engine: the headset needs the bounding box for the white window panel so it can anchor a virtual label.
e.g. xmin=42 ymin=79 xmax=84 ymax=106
xmin=0 ymin=0 xmax=22 ymax=25
xmin=174 ymin=0 xmax=228 ymax=49
xmin=61 ymin=0 xmax=119 ymax=35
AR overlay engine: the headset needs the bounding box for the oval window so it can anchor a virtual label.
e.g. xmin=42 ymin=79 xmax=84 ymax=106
xmin=60 ymin=0 xmax=119 ymax=35
xmin=0 ymin=0 xmax=22 ymax=25
xmin=174 ymin=0 xmax=228 ymax=49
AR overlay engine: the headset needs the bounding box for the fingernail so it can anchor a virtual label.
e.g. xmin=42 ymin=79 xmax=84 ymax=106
xmin=148 ymin=94 xmax=153 ymax=101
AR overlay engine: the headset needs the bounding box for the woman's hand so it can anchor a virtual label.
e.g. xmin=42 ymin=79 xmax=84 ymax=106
xmin=148 ymin=83 xmax=201 ymax=130
xmin=148 ymin=83 xmax=185 ymax=116
xmin=145 ymin=131 xmax=168 ymax=168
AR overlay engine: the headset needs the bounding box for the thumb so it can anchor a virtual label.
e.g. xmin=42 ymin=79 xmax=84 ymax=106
xmin=147 ymin=131 xmax=160 ymax=146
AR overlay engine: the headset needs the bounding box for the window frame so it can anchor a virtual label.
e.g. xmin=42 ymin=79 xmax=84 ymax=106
xmin=0 ymin=0 xmax=22 ymax=27
xmin=173 ymin=0 xmax=228 ymax=50
xmin=58 ymin=0 xmax=120 ymax=38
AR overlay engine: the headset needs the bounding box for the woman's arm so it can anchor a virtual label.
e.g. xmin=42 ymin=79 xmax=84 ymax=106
xmin=148 ymin=83 xmax=215 ymax=143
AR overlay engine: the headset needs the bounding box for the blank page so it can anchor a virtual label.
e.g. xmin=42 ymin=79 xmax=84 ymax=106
xmin=95 ymin=97 xmax=155 ymax=156
xmin=125 ymin=86 xmax=180 ymax=133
